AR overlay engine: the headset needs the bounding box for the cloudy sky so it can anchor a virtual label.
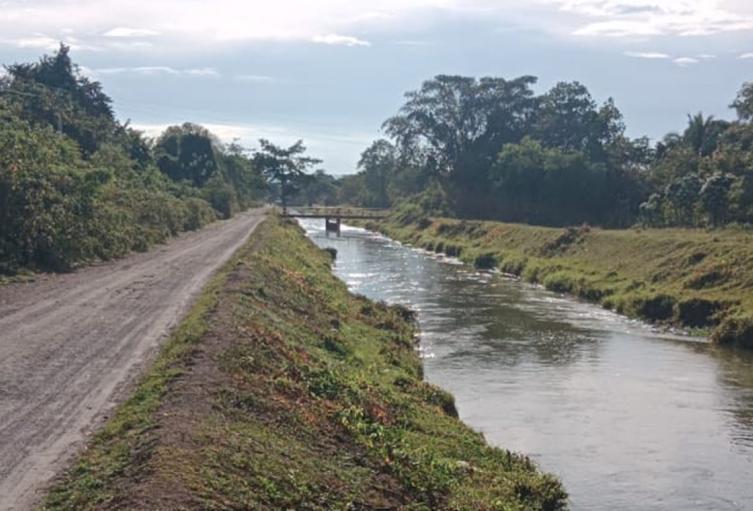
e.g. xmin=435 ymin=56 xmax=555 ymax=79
xmin=2 ymin=0 xmax=753 ymax=174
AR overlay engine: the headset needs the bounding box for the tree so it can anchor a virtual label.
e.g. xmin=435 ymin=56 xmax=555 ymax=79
xmin=533 ymin=82 xmax=624 ymax=161
xmin=488 ymin=137 xmax=618 ymax=225
xmin=3 ymin=43 xmax=116 ymax=155
xmin=253 ymin=139 xmax=321 ymax=213
xmin=154 ymin=123 xmax=219 ymax=187
xmin=219 ymin=141 xmax=266 ymax=209
xmin=293 ymin=169 xmax=339 ymax=206
xmin=682 ymin=113 xmax=728 ymax=157
xmin=664 ymin=173 xmax=702 ymax=225
xmin=731 ymin=82 xmax=753 ymax=122
xmin=382 ymin=74 xmax=538 ymax=182
xmin=700 ymin=173 xmax=734 ymax=227
xmin=357 ymin=139 xmax=398 ymax=207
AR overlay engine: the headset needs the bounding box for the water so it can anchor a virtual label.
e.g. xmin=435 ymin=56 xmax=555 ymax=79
xmin=300 ymin=220 xmax=753 ymax=510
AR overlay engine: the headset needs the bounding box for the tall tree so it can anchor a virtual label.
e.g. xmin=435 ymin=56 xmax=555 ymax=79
xmin=533 ymin=81 xmax=624 ymax=161
xmin=731 ymin=82 xmax=753 ymax=122
xmin=357 ymin=139 xmax=398 ymax=207
xmin=253 ymin=139 xmax=321 ymax=213
xmin=683 ymin=113 xmax=728 ymax=157
xmin=154 ymin=123 xmax=219 ymax=187
xmin=3 ymin=43 xmax=116 ymax=155
xmin=382 ymin=74 xmax=538 ymax=182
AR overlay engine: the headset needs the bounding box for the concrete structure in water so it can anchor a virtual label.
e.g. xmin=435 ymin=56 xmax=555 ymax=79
xmin=283 ymin=207 xmax=390 ymax=235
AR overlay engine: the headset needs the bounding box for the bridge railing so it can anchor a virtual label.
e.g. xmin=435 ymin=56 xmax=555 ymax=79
xmin=282 ymin=206 xmax=391 ymax=219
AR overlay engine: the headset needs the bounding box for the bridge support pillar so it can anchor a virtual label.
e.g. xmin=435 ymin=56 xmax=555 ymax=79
xmin=325 ymin=217 xmax=341 ymax=235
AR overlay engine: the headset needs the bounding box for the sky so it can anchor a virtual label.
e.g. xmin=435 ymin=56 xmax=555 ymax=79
xmin=1 ymin=0 xmax=753 ymax=174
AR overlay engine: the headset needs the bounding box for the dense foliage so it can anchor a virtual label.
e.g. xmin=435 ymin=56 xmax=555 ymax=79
xmin=341 ymin=74 xmax=753 ymax=229
xmin=0 ymin=45 xmax=269 ymax=273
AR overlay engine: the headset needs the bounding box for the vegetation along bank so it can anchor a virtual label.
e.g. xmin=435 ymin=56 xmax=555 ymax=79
xmin=43 ymin=215 xmax=566 ymax=511
xmin=363 ymin=208 xmax=753 ymax=350
xmin=1 ymin=45 xmax=318 ymax=277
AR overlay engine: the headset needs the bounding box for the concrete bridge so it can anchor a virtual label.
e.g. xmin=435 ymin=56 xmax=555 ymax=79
xmin=282 ymin=207 xmax=390 ymax=233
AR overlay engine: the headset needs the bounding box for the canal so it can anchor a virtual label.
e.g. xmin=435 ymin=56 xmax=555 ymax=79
xmin=301 ymin=220 xmax=753 ymax=510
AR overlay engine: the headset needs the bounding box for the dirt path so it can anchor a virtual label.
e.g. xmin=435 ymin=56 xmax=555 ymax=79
xmin=0 ymin=209 xmax=267 ymax=510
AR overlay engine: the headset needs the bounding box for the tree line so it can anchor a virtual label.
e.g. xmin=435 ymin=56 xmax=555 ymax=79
xmin=5 ymin=44 xmax=752 ymax=277
xmin=333 ymin=74 xmax=753 ymax=229
xmin=0 ymin=45 xmax=317 ymax=273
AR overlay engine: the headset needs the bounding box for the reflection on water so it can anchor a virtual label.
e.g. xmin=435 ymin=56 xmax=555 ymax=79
xmin=300 ymin=220 xmax=753 ymax=510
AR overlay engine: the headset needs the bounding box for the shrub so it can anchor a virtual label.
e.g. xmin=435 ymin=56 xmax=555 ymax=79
xmin=183 ymin=198 xmax=216 ymax=231
xmin=474 ymin=252 xmax=498 ymax=270
xmin=542 ymin=272 xmax=576 ymax=293
xmin=675 ymin=298 xmax=725 ymax=328
xmin=712 ymin=316 xmax=753 ymax=349
xmin=203 ymin=179 xmax=239 ymax=219
xmin=631 ymin=294 xmax=676 ymax=321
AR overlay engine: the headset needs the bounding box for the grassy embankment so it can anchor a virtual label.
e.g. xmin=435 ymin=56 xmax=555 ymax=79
xmin=362 ymin=212 xmax=753 ymax=350
xmin=43 ymin=215 xmax=566 ymax=510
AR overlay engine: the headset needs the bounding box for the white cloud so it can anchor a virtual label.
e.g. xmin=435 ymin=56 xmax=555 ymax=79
xmin=0 ymin=0 xmax=751 ymax=54
xmin=560 ymin=0 xmax=753 ymax=38
xmin=739 ymin=52 xmax=753 ymax=59
xmin=4 ymin=33 xmax=100 ymax=51
xmin=234 ymin=74 xmax=277 ymax=83
xmin=184 ymin=67 xmax=220 ymax=77
xmin=12 ymin=35 xmax=60 ymax=50
xmin=107 ymin=41 xmax=154 ymax=50
xmin=575 ymin=20 xmax=662 ymax=37
xmin=132 ymin=122 xmax=273 ymax=141
xmin=624 ymin=51 xmax=670 ymax=59
xmin=103 ymin=27 xmax=159 ymax=38
xmin=312 ymin=33 xmax=371 ymax=47
xmin=94 ymin=66 xmax=220 ymax=77
xmin=0 ymin=0 xmax=427 ymax=49
xmin=624 ymin=51 xmax=719 ymax=63
xmin=674 ymin=56 xmax=700 ymax=66
xmin=97 ymin=66 xmax=179 ymax=75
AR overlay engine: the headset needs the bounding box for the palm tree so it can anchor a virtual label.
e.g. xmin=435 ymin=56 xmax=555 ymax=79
xmin=683 ymin=112 xmax=729 ymax=157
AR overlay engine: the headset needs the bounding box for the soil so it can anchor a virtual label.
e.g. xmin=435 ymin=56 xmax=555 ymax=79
xmin=0 ymin=208 xmax=266 ymax=511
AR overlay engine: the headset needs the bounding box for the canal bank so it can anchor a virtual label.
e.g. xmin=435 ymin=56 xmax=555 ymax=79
xmin=301 ymin=219 xmax=753 ymax=511
xmin=359 ymin=213 xmax=753 ymax=350
xmin=43 ymin=216 xmax=565 ymax=511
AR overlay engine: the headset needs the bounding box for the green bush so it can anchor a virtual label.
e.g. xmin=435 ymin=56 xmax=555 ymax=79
xmin=474 ymin=252 xmax=498 ymax=270
xmin=204 ymin=177 xmax=240 ymax=219
xmin=712 ymin=316 xmax=753 ymax=348
xmin=675 ymin=298 xmax=725 ymax=327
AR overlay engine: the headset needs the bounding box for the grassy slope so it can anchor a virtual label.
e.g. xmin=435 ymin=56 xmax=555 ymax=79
xmin=362 ymin=215 xmax=753 ymax=349
xmin=43 ymin=216 xmax=566 ymax=511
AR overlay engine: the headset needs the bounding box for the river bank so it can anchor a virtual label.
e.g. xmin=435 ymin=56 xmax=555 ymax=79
xmin=301 ymin=219 xmax=753 ymax=510
xmin=42 ymin=215 xmax=565 ymax=510
xmin=360 ymin=214 xmax=753 ymax=349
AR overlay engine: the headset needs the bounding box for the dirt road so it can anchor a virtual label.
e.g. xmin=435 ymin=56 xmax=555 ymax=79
xmin=0 ymin=209 xmax=267 ymax=510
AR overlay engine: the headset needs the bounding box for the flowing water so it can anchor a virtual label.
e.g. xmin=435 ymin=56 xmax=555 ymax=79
xmin=300 ymin=220 xmax=753 ymax=510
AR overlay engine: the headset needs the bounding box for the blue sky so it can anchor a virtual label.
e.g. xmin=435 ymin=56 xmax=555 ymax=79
xmin=1 ymin=0 xmax=753 ymax=174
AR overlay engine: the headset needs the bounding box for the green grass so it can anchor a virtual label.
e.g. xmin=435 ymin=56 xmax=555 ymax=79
xmin=362 ymin=214 xmax=753 ymax=350
xmin=42 ymin=215 xmax=566 ymax=511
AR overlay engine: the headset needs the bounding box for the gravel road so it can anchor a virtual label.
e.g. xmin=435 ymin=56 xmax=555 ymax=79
xmin=0 ymin=208 xmax=267 ymax=510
